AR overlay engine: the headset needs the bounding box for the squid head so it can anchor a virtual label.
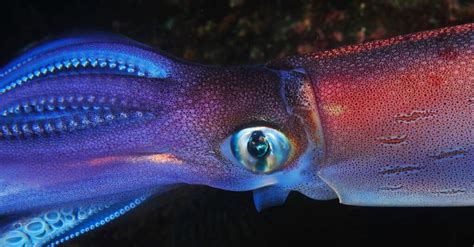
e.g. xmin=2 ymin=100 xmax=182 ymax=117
xmin=141 ymin=64 xmax=336 ymax=211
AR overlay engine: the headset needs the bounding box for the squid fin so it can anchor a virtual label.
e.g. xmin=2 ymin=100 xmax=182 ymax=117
xmin=0 ymin=195 xmax=149 ymax=247
xmin=253 ymin=186 xmax=290 ymax=212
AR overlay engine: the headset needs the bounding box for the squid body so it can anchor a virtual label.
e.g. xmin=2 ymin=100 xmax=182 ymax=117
xmin=0 ymin=24 xmax=472 ymax=246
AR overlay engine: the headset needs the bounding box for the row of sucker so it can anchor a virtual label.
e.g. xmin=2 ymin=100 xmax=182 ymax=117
xmin=0 ymin=56 xmax=149 ymax=95
xmin=47 ymin=196 xmax=147 ymax=247
xmin=0 ymin=57 xmax=34 ymax=78
xmin=0 ymin=205 xmax=109 ymax=247
xmin=1 ymin=95 xmax=141 ymax=118
xmin=0 ymin=196 xmax=147 ymax=247
xmin=0 ymin=111 xmax=151 ymax=140
xmin=0 ymin=95 xmax=154 ymax=140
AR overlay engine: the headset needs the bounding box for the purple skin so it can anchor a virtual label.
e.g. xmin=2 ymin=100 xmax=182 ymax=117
xmin=0 ymin=33 xmax=332 ymax=216
xmin=0 ymin=24 xmax=472 ymax=245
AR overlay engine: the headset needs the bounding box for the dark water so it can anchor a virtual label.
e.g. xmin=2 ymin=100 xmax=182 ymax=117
xmin=1 ymin=0 xmax=474 ymax=246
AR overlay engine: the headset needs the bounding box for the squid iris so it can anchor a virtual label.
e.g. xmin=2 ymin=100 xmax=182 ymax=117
xmin=228 ymin=126 xmax=292 ymax=174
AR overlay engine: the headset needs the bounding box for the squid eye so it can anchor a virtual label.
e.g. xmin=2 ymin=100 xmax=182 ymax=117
xmin=229 ymin=126 xmax=291 ymax=174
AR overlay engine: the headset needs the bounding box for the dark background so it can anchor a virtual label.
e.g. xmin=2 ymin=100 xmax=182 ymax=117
xmin=0 ymin=0 xmax=474 ymax=246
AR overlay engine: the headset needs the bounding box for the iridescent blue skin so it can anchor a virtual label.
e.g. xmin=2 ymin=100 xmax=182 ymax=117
xmin=0 ymin=24 xmax=473 ymax=246
xmin=0 ymin=33 xmax=327 ymax=208
xmin=0 ymin=33 xmax=333 ymax=246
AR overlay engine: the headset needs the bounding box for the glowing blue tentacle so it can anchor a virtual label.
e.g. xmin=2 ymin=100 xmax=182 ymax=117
xmin=0 ymin=37 xmax=175 ymax=95
xmin=0 ymin=32 xmax=148 ymax=80
xmin=0 ymin=195 xmax=148 ymax=247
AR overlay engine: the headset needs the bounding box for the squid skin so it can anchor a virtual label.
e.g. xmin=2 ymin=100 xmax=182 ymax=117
xmin=0 ymin=24 xmax=472 ymax=245
xmin=269 ymin=23 xmax=473 ymax=206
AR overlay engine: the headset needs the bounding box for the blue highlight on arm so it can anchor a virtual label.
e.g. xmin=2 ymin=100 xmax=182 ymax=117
xmin=0 ymin=33 xmax=172 ymax=95
xmin=0 ymin=195 xmax=148 ymax=247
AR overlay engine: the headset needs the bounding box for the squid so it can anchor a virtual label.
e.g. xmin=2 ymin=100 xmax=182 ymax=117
xmin=0 ymin=23 xmax=472 ymax=246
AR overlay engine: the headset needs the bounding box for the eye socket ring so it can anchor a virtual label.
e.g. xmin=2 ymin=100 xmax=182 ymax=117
xmin=226 ymin=126 xmax=292 ymax=174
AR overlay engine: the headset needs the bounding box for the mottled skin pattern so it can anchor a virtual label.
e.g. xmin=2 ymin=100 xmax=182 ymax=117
xmin=0 ymin=24 xmax=472 ymax=245
xmin=270 ymin=23 xmax=473 ymax=206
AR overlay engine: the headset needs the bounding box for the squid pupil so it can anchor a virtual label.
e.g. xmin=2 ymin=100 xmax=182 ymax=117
xmin=247 ymin=131 xmax=270 ymax=158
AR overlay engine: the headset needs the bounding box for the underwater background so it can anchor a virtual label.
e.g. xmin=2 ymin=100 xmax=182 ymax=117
xmin=0 ymin=0 xmax=474 ymax=246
